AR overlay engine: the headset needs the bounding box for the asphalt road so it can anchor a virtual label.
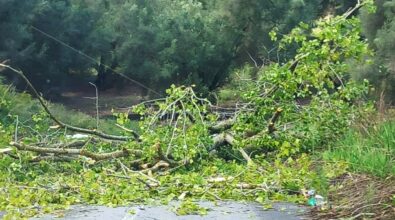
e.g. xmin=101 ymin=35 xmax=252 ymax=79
xmin=11 ymin=201 xmax=309 ymax=220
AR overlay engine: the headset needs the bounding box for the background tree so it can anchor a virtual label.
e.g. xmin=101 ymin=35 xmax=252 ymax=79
xmin=0 ymin=0 xmax=360 ymax=96
xmin=0 ymin=0 xmax=104 ymax=95
xmin=0 ymin=0 xmax=37 ymax=84
xmin=354 ymin=0 xmax=395 ymax=100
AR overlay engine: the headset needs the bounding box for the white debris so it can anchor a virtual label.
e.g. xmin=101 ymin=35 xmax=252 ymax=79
xmin=315 ymin=195 xmax=327 ymax=206
xmin=66 ymin=134 xmax=90 ymax=139
xmin=0 ymin=148 xmax=13 ymax=154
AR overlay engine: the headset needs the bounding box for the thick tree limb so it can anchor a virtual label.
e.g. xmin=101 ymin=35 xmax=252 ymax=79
xmin=268 ymin=108 xmax=283 ymax=134
xmin=0 ymin=63 xmax=137 ymax=142
xmin=212 ymin=133 xmax=228 ymax=149
xmin=209 ymin=118 xmax=235 ymax=133
xmin=244 ymin=107 xmax=283 ymax=138
xmin=141 ymin=160 xmax=170 ymax=173
xmin=29 ymin=155 xmax=76 ymax=163
xmin=212 ymin=133 xmax=253 ymax=163
xmin=50 ymin=140 xmax=88 ymax=149
xmin=343 ymin=0 xmax=363 ymax=18
xmin=222 ymin=134 xmax=253 ymax=164
xmin=10 ymin=142 xmax=142 ymax=161
xmin=210 ymin=108 xmax=283 ymax=163
xmin=0 ymin=148 xmax=13 ymax=154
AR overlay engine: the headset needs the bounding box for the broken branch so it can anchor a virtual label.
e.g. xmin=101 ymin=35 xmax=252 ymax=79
xmin=212 ymin=133 xmax=253 ymax=163
xmin=268 ymin=108 xmax=283 ymax=134
xmin=10 ymin=142 xmax=142 ymax=161
xmin=209 ymin=118 xmax=235 ymax=133
xmin=0 ymin=63 xmax=137 ymax=142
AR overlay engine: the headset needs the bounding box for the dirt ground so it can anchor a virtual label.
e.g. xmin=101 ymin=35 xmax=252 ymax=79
xmin=48 ymin=78 xmax=147 ymax=117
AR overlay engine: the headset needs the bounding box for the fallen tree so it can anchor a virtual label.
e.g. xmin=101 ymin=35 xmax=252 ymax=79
xmin=0 ymin=2 xmax=371 ymax=171
xmin=1 ymin=2 xmax=388 ymax=219
xmin=0 ymin=65 xmax=286 ymax=167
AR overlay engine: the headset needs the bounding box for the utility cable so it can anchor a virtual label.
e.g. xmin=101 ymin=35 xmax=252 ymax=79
xmin=30 ymin=25 xmax=162 ymax=96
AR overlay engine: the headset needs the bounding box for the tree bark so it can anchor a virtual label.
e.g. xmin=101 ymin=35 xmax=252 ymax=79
xmin=10 ymin=142 xmax=142 ymax=161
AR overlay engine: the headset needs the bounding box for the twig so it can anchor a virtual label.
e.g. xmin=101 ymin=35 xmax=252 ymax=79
xmin=115 ymin=124 xmax=141 ymax=141
xmin=108 ymin=173 xmax=157 ymax=189
xmin=106 ymin=173 xmax=131 ymax=180
xmin=118 ymin=160 xmax=160 ymax=184
xmin=89 ymin=82 xmax=100 ymax=130
xmin=166 ymin=113 xmax=180 ymax=157
xmin=350 ymin=202 xmax=386 ymax=216
xmin=14 ymin=115 xmax=19 ymax=142
xmin=206 ymin=190 xmax=221 ymax=200
xmin=246 ymin=51 xmax=259 ymax=68
xmin=179 ymin=100 xmax=188 ymax=158
xmin=349 ymin=212 xmax=375 ymax=220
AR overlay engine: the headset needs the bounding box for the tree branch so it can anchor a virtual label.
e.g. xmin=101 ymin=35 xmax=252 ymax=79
xmin=0 ymin=63 xmax=137 ymax=141
xmin=29 ymin=155 xmax=76 ymax=163
xmin=209 ymin=118 xmax=235 ymax=133
xmin=50 ymin=140 xmax=88 ymax=149
xmin=343 ymin=0 xmax=363 ymax=18
xmin=268 ymin=108 xmax=283 ymax=134
xmin=212 ymin=133 xmax=253 ymax=163
xmin=10 ymin=142 xmax=142 ymax=161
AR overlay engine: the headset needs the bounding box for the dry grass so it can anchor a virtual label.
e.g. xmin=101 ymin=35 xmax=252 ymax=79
xmin=311 ymin=173 xmax=395 ymax=219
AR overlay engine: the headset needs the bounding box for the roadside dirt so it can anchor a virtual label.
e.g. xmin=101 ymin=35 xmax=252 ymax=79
xmin=310 ymin=173 xmax=395 ymax=220
xmin=48 ymin=79 xmax=147 ymax=117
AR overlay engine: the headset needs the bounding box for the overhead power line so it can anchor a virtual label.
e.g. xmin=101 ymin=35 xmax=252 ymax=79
xmin=30 ymin=25 xmax=161 ymax=96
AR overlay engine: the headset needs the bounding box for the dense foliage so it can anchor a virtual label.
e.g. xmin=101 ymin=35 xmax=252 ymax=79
xmin=0 ymin=0 xmax=357 ymax=94
xmin=350 ymin=0 xmax=395 ymax=100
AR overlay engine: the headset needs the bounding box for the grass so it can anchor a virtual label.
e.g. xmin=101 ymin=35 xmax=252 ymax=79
xmin=48 ymin=104 xmax=140 ymax=135
xmin=325 ymin=119 xmax=395 ymax=178
xmin=0 ymin=80 xmax=138 ymax=137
